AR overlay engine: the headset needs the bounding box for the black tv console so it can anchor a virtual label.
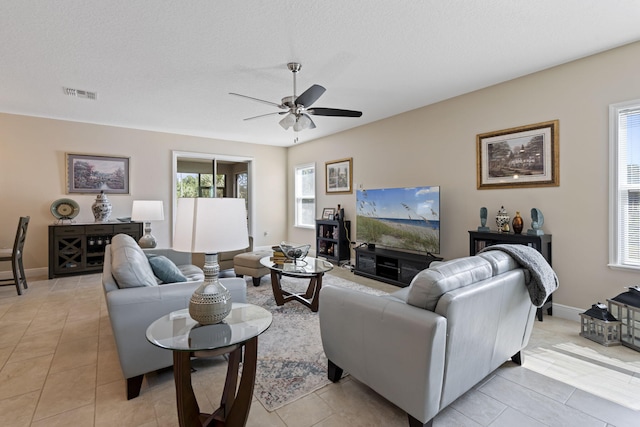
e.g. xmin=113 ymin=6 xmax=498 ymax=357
xmin=354 ymin=246 xmax=442 ymax=287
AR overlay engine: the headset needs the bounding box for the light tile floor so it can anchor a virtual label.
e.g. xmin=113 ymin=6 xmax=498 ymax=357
xmin=0 ymin=270 xmax=639 ymax=427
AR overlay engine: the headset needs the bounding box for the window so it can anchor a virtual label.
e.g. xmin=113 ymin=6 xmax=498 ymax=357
xmin=295 ymin=163 xmax=315 ymax=228
xmin=236 ymin=172 xmax=248 ymax=198
xmin=216 ymin=174 xmax=226 ymax=198
xmin=610 ymin=100 xmax=640 ymax=269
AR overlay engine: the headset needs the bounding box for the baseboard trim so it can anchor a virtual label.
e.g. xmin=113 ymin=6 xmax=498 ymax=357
xmin=0 ymin=267 xmax=48 ymax=281
xmin=549 ymin=303 xmax=583 ymax=322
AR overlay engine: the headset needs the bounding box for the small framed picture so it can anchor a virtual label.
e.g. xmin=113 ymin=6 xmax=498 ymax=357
xmin=326 ymin=158 xmax=353 ymax=194
xmin=322 ymin=208 xmax=336 ymax=219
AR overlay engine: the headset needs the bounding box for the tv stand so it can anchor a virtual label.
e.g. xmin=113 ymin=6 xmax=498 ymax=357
xmin=354 ymin=246 xmax=442 ymax=287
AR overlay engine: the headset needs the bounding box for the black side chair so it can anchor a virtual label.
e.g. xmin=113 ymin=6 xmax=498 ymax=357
xmin=0 ymin=216 xmax=30 ymax=295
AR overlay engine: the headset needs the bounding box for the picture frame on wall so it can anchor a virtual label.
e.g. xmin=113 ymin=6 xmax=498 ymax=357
xmin=66 ymin=153 xmax=130 ymax=194
xmin=322 ymin=208 xmax=335 ymax=219
xmin=326 ymin=157 xmax=353 ymax=194
xmin=476 ymin=120 xmax=559 ymax=189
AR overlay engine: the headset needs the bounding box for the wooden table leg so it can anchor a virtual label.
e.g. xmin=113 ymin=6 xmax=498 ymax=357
xmin=223 ymin=337 xmax=258 ymax=426
xmin=176 ymin=339 xmax=258 ymax=427
xmin=310 ymin=273 xmax=322 ymax=312
xmin=270 ymin=270 xmax=285 ymax=306
xmin=173 ymin=351 xmax=201 ymax=427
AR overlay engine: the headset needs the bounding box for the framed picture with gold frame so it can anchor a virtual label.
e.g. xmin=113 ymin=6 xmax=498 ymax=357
xmin=325 ymin=158 xmax=353 ymax=194
xmin=477 ymin=120 xmax=559 ymax=189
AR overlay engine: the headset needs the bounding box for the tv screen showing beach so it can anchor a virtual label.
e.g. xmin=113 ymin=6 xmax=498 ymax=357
xmin=356 ymin=185 xmax=440 ymax=254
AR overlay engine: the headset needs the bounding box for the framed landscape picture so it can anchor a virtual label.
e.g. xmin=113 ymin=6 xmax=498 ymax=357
xmin=326 ymin=158 xmax=353 ymax=194
xmin=476 ymin=120 xmax=559 ymax=189
xmin=66 ymin=153 xmax=130 ymax=194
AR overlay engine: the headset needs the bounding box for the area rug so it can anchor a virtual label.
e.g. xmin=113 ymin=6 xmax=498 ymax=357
xmin=246 ymin=273 xmax=387 ymax=411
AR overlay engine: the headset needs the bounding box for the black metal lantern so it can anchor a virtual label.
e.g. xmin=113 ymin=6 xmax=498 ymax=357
xmin=579 ymin=302 xmax=621 ymax=346
xmin=607 ymin=286 xmax=640 ymax=352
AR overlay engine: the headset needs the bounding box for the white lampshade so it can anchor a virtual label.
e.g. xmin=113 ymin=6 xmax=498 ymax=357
xmin=173 ymin=197 xmax=249 ymax=254
xmin=173 ymin=197 xmax=249 ymax=325
xmin=131 ymin=200 xmax=165 ymax=221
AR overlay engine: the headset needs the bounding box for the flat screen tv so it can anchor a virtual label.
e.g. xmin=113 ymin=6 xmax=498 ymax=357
xmin=356 ymin=185 xmax=440 ymax=254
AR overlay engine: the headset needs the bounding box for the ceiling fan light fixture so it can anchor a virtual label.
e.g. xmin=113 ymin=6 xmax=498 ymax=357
xmin=279 ymin=113 xmax=296 ymax=130
xmin=293 ymin=114 xmax=314 ymax=131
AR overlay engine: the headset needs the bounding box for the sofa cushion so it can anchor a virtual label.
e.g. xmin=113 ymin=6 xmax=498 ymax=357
xmin=177 ymin=264 xmax=205 ymax=282
xmin=110 ymin=234 xmax=157 ymax=288
xmin=407 ymin=256 xmax=493 ymax=311
xmin=148 ymin=255 xmax=188 ymax=283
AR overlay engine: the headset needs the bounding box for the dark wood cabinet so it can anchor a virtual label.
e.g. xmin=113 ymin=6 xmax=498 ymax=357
xmin=315 ymin=219 xmax=351 ymax=263
xmin=468 ymin=230 xmax=553 ymax=320
xmin=48 ymin=222 xmax=143 ymax=278
xmin=354 ymin=246 xmax=442 ymax=288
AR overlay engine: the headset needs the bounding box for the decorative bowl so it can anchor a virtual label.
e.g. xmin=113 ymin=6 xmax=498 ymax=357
xmin=279 ymin=242 xmax=310 ymax=262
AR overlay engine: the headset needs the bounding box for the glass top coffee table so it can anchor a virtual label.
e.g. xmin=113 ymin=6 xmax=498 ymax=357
xmin=259 ymin=256 xmax=333 ymax=312
xmin=146 ymin=303 xmax=272 ymax=427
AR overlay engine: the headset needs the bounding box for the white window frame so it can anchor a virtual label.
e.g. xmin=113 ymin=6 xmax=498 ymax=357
xmin=609 ymin=99 xmax=640 ymax=271
xmin=294 ymin=163 xmax=316 ymax=228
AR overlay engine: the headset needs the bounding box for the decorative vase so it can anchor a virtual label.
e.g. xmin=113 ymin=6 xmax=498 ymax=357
xmin=92 ymin=191 xmax=112 ymax=222
xmin=495 ymin=206 xmax=510 ymax=232
xmin=512 ymin=211 xmax=524 ymax=234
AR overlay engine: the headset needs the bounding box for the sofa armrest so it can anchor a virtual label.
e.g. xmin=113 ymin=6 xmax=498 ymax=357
xmin=319 ymin=285 xmax=447 ymax=423
xmin=142 ymin=248 xmax=192 ymax=266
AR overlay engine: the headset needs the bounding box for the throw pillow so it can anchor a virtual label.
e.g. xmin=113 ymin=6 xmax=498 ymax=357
xmin=110 ymin=234 xmax=158 ymax=288
xmin=149 ymin=255 xmax=188 ymax=283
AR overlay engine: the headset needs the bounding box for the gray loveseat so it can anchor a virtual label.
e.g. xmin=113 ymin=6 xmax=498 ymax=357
xmin=102 ymin=233 xmax=247 ymax=399
xmin=320 ymin=248 xmax=557 ymax=427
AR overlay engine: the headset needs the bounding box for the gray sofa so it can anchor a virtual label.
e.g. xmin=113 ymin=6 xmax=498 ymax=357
xmin=320 ymin=249 xmax=555 ymax=427
xmin=102 ymin=233 xmax=247 ymax=399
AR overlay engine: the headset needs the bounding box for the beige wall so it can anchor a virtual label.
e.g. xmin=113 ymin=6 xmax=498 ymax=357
xmin=0 ymin=115 xmax=288 ymax=274
xmin=288 ymin=41 xmax=640 ymax=313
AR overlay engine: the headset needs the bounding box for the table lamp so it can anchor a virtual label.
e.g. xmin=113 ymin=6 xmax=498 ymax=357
xmin=131 ymin=200 xmax=165 ymax=248
xmin=173 ymin=197 xmax=249 ymax=324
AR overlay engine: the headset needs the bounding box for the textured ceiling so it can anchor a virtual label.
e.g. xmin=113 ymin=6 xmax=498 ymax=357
xmin=1 ymin=1 xmax=640 ymax=147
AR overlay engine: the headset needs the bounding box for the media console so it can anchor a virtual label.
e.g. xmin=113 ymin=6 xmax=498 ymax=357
xmin=354 ymin=246 xmax=442 ymax=287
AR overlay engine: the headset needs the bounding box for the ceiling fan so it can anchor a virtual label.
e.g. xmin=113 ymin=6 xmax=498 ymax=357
xmin=229 ymin=62 xmax=362 ymax=133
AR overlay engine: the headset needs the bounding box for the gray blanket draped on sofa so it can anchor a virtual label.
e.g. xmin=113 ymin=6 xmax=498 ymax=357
xmin=479 ymin=243 xmax=558 ymax=307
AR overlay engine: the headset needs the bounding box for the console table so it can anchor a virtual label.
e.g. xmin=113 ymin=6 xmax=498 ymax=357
xmin=468 ymin=230 xmax=553 ymax=320
xmin=48 ymin=222 xmax=143 ymax=278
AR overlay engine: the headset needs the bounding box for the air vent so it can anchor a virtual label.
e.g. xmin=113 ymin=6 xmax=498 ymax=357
xmin=63 ymin=87 xmax=98 ymax=100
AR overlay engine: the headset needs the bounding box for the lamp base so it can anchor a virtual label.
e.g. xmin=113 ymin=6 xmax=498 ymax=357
xmin=138 ymin=233 xmax=157 ymax=248
xmin=138 ymin=222 xmax=157 ymax=248
xmin=189 ymin=253 xmax=232 ymax=324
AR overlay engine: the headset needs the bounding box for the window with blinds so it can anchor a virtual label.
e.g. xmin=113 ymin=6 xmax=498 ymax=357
xmin=295 ymin=163 xmax=315 ymax=228
xmin=610 ymin=101 xmax=640 ymax=269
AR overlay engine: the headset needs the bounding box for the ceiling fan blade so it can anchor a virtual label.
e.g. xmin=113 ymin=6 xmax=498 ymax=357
xmin=308 ymin=107 xmax=362 ymax=117
xmin=295 ymin=84 xmax=326 ymax=108
xmin=229 ymin=92 xmax=285 ymax=109
xmin=243 ymin=111 xmax=287 ymax=121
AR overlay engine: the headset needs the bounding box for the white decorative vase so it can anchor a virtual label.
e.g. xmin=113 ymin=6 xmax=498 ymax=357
xmin=495 ymin=206 xmax=510 ymax=232
xmin=92 ymin=191 xmax=112 ymax=222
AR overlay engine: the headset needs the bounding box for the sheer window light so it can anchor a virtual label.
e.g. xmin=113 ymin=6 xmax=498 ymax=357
xmin=610 ymin=100 xmax=640 ymax=270
xmin=295 ymin=163 xmax=315 ymax=228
